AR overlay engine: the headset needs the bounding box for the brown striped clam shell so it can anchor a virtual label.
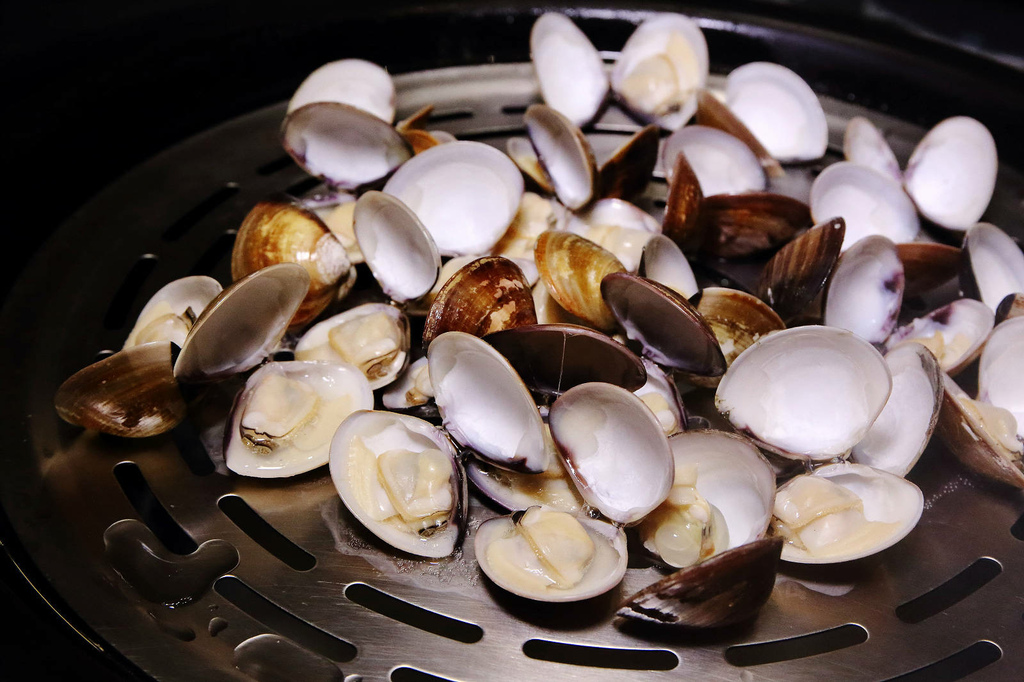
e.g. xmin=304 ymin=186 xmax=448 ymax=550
xmin=758 ymin=217 xmax=846 ymax=323
xmin=535 ymin=231 xmax=626 ymax=330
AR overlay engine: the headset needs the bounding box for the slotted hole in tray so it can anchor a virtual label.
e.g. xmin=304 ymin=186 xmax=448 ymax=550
xmin=188 ymin=230 xmax=236 ymax=276
xmin=112 ymin=461 xmax=197 ymax=555
xmin=724 ymin=623 xmax=868 ymax=667
xmin=215 ymin=576 xmax=356 ymax=662
xmin=500 ymin=104 xmax=531 ymax=115
xmin=1012 ymin=510 xmax=1024 ymax=540
xmin=391 ymin=667 xmax=457 ymax=682
xmin=881 ymin=640 xmax=1002 ymax=682
xmin=896 ymin=557 xmax=1002 ymax=624
xmin=522 ymin=639 xmax=678 ymax=671
xmin=344 ymin=583 xmax=482 ymax=643
xmin=429 ymin=108 xmax=475 ymax=122
xmin=162 ymin=183 xmax=240 ymax=241
xmin=218 ymin=495 xmax=316 ymax=571
xmin=257 ymin=155 xmax=294 ymax=176
xmin=103 ymin=254 xmax=159 ymax=330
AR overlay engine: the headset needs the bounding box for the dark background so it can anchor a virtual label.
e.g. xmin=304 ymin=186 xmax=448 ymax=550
xmin=2 ymin=1 xmax=1022 ymax=679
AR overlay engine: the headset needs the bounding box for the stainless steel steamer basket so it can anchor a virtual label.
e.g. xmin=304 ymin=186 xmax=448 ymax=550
xmin=3 ymin=11 xmax=1024 ymax=682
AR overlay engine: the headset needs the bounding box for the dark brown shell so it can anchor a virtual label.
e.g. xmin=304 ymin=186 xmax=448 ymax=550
xmin=55 ymin=342 xmax=186 ymax=438
xmin=617 ymin=537 xmax=783 ymax=629
xmin=601 ymin=273 xmax=726 ymax=376
xmin=422 ymin=257 xmax=537 ymax=347
xmin=485 ymin=323 xmax=647 ymax=395
xmin=662 ymin=152 xmax=705 ymax=253
xmin=897 ymin=242 xmax=961 ymax=297
xmin=758 ymin=217 xmax=846 ymax=323
xmin=232 ymin=200 xmax=349 ymax=328
xmin=696 ymin=90 xmax=785 ymax=179
xmin=698 ymin=193 xmax=812 ymax=259
xmin=996 ymin=293 xmax=1024 ymax=324
xmin=598 ymin=124 xmax=659 ymax=202
xmin=535 ymin=231 xmax=626 ymax=331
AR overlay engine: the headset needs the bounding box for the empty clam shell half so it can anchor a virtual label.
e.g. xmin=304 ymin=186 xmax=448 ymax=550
xmin=904 ymin=116 xmax=997 ymax=231
xmin=885 ymin=298 xmax=993 ymax=376
xmin=843 ymin=116 xmax=901 ymax=182
xmin=330 ymin=410 xmax=466 ymax=557
xmin=978 ymin=317 xmax=1024 ymax=441
xmin=549 ymin=382 xmax=674 ymax=524
xmin=823 ymin=234 xmax=905 ymax=344
xmin=174 ymin=264 xmax=310 ymax=384
xmin=639 ymin=234 xmax=698 ymax=298
xmin=716 ymin=326 xmax=892 ymax=460
xmin=225 ymin=361 xmax=373 ymax=478
xmin=810 ymin=162 xmax=920 ymax=250
xmin=758 ymin=217 xmax=846 ymax=323
xmin=525 ymin=104 xmax=597 ymax=211
xmin=123 ymin=276 xmax=222 ymax=349
xmin=852 ymin=344 xmax=943 ymax=477
xmin=354 ymin=191 xmax=440 ymax=303
xmin=530 ymin=13 xmax=608 ymax=126
xmin=772 ymin=462 xmax=923 ymax=563
xmin=662 ymin=125 xmax=766 ymax=196
xmin=287 ymin=59 xmax=396 ymax=123
xmin=961 ymin=222 xmax=1024 ymax=312
xmin=475 ymin=507 xmax=627 ymax=602
xmin=428 ymin=331 xmax=549 ymax=473
xmin=610 ymin=13 xmax=708 ymax=130
xmin=383 ymin=141 xmax=524 ymax=256
xmin=282 ymin=102 xmax=412 ymax=190
xmin=535 ymin=231 xmax=626 ymax=330
xmin=725 ymin=62 xmax=828 ymax=162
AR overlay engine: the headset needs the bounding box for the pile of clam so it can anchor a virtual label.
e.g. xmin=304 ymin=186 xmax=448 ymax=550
xmin=55 ymin=11 xmax=1024 ymax=629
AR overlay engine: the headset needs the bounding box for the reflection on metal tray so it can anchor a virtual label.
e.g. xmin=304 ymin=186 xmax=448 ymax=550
xmin=1 ymin=61 xmax=1023 ymax=682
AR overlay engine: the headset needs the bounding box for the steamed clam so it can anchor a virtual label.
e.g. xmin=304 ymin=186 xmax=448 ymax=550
xmin=123 ymin=276 xmax=222 ymax=349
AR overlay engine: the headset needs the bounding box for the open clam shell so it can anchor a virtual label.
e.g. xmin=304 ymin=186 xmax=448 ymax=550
xmin=174 ymin=264 xmax=310 ymax=384
xmin=896 ymin=242 xmax=961 ymax=298
xmin=281 ymin=102 xmax=412 ymax=190
xmin=634 ymin=358 xmax=687 ymax=436
xmin=475 ymin=508 xmax=627 ymax=602
xmin=530 ymin=13 xmax=608 ymax=127
xmin=885 ymin=298 xmax=994 ymax=376
xmin=772 ymin=462 xmax=923 ymax=564
xmin=690 ymin=286 xmax=785 ymax=387
xmin=287 ymin=59 xmax=396 ymax=123
xmin=698 ymin=192 xmax=811 ymax=259
xmin=978 ymin=317 xmax=1024 ymax=440
xmin=639 ymin=234 xmax=698 ymax=298
xmin=598 ymin=125 xmax=660 ymax=201
xmin=330 ymin=410 xmax=466 ymax=557
xmin=381 ymin=357 xmax=434 ymax=412
xmin=428 ymin=331 xmax=549 ymax=473
xmin=535 ymin=231 xmax=626 ymax=331
xmin=852 ymin=344 xmax=943 ymax=477
xmin=549 ymin=382 xmax=674 ymax=525
xmin=757 ymin=217 xmax=846 ymax=323
xmin=123 ymin=276 xmax=222 ymax=349
xmin=662 ymin=125 xmax=766 ymax=197
xmin=903 ymin=116 xmax=997 ymax=231
xmin=467 ymin=433 xmax=584 ymax=514
xmin=716 ymin=326 xmax=892 ymax=461
xmin=843 ymin=116 xmax=901 ymax=182
xmin=725 ymin=62 xmax=828 ymax=162
xmin=823 ymin=235 xmax=905 ymax=344
xmin=695 ymin=89 xmax=784 ymax=179
xmin=507 ymin=137 xmax=555 ymax=194
xmin=225 ymin=361 xmax=373 ymax=478
xmin=961 ymin=222 xmax=1024 ymax=312
xmin=525 ymin=104 xmax=597 ymax=211
xmin=383 ymin=141 xmax=524 ymax=256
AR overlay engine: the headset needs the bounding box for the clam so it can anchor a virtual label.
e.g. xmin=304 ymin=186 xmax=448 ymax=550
xmin=409 ymin=255 xmax=476 ymax=317
xmin=771 ymin=462 xmax=923 ymax=563
xmin=903 ymin=116 xmax=997 ymax=231
xmin=506 ymin=137 xmax=555 ymax=194
xmin=691 ymin=286 xmax=785 ymax=385
xmin=661 ymin=149 xmax=705 ymax=252
xmin=852 ymin=344 xmax=943 ymax=477
xmin=330 ymin=410 xmax=466 ymax=557
xmin=524 ymin=104 xmax=597 ymax=211
xmin=823 ymin=235 xmax=905 ymax=344
xmin=697 ymin=192 xmax=811 ymax=259
xmin=281 ymin=102 xmax=412 ymax=189
xmin=225 ymin=361 xmax=373 ymax=478
xmin=661 ymin=125 xmax=766 ymax=197
xmin=695 ymin=89 xmax=785 ymax=178
xmin=535 ymin=231 xmax=626 ymax=331
xmin=530 ymin=13 xmax=608 ymax=127
xmin=758 ymin=217 xmax=846 ymax=322
xmin=475 ymin=507 xmax=627 ymax=602
xmin=55 ymin=342 xmax=186 ymax=438
xmin=319 ymin=198 xmax=363 ymax=264
xmin=287 ymin=59 xmax=396 ymax=123
xmin=725 ymin=62 xmax=828 ymax=162
xmin=978 ymin=317 xmax=1024 ymax=440
xmin=896 ymin=242 xmax=961 ymax=297
xmin=598 ymin=125 xmax=660 ymax=201
xmin=884 ymin=298 xmax=993 ymax=376
xmin=810 ymin=162 xmax=920 ymax=250
xmin=610 ymin=13 xmax=708 ymax=130
xmin=634 ymin=358 xmax=686 ymax=436
xmin=428 ymin=332 xmax=548 ymax=473
xmin=549 ymin=382 xmax=674 ymax=525
xmin=638 ymin=234 xmax=699 ymax=298
xmin=531 ymin=279 xmax=592 ymax=327
xmin=174 ymin=264 xmax=310 ymax=384
xmin=383 ymin=141 xmax=524 ymax=257
xmin=618 ymin=537 xmax=782 ymax=629
xmin=381 ymin=357 xmax=435 ymax=412
xmin=123 ymin=276 xmax=222 ymax=349
xmin=231 ymin=200 xmax=351 ymax=328
xmin=567 ymin=199 xmax=661 ymax=273
xmin=961 ymin=222 xmax=1024 ymax=312
xmin=716 ymin=326 xmax=892 ymax=461
xmin=843 ymin=116 xmax=901 ymax=182
xmin=294 ymin=303 xmax=410 ymax=390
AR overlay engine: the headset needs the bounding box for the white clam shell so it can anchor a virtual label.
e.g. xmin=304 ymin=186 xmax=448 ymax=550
xmin=964 ymin=222 xmax=1024 ymax=312
xmin=824 ymin=235 xmax=905 ymax=344
xmin=226 ymin=361 xmax=373 ymax=478
xmin=978 ymin=317 xmax=1024 ymax=440
xmin=885 ymin=298 xmax=994 ymax=376
xmin=725 ymin=62 xmax=828 ymax=162
xmin=716 ymin=326 xmax=892 ymax=460
xmin=287 ymin=59 xmax=396 ymax=123
xmin=530 ymin=13 xmax=609 ymax=126
xmin=843 ymin=116 xmax=901 ymax=182
xmin=634 ymin=358 xmax=686 ymax=436
xmin=639 ymin=234 xmax=698 ymax=298
xmin=810 ymin=162 xmax=920 ymax=250
xmin=662 ymin=125 xmax=766 ymax=196
xmin=524 ymin=105 xmax=596 ymax=210
xmin=124 ymin=276 xmax=222 ymax=349
xmin=354 ymin=191 xmax=440 ymax=303
xmin=383 ymin=141 xmax=524 ymax=257
xmin=904 ymin=116 xmax=997 ymax=231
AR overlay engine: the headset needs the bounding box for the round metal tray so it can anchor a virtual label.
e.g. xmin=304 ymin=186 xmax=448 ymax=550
xmin=3 ymin=47 xmax=1024 ymax=682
